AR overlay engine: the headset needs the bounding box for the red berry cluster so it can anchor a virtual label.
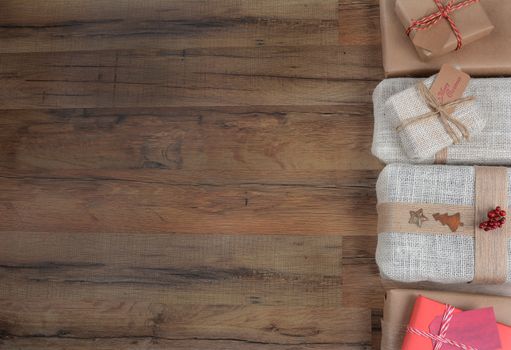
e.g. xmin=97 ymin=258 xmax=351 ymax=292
xmin=479 ymin=206 xmax=507 ymax=231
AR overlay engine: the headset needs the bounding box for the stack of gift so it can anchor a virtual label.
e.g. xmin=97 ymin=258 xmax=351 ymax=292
xmin=372 ymin=1 xmax=511 ymax=347
xmin=381 ymin=289 xmax=511 ymax=350
xmin=374 ymin=68 xmax=511 ymax=284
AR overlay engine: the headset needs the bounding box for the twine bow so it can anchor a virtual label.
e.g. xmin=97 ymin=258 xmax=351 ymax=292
xmin=407 ymin=304 xmax=479 ymax=350
xmin=406 ymin=0 xmax=480 ymax=50
xmin=396 ymin=82 xmax=475 ymax=144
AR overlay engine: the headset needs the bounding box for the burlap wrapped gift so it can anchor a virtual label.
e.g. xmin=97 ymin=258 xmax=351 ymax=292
xmin=386 ymin=74 xmax=484 ymax=161
xmin=372 ymin=78 xmax=511 ymax=165
xmin=376 ymin=163 xmax=511 ymax=284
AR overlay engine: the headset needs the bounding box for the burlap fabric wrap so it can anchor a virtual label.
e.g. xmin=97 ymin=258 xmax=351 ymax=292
xmin=389 ymin=75 xmax=482 ymax=161
xmin=376 ymin=163 xmax=511 ymax=283
xmin=372 ymin=77 xmax=511 ymax=165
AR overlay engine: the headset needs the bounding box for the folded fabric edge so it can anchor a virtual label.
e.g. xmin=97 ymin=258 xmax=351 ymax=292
xmin=375 ymin=232 xmax=511 ymax=283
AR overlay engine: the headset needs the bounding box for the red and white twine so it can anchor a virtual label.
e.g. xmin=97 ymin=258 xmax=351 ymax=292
xmin=406 ymin=0 xmax=480 ymax=50
xmin=406 ymin=304 xmax=479 ymax=350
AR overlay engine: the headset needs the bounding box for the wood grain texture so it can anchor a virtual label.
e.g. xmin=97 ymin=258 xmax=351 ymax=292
xmin=342 ymin=236 xmax=383 ymax=309
xmin=0 ymin=105 xmax=380 ymax=235
xmin=0 ymin=46 xmax=381 ymax=109
xmin=0 ymin=0 xmax=385 ymax=349
xmin=0 ymin=175 xmax=376 ymax=235
xmin=0 ymin=301 xmax=369 ymax=345
xmin=0 ymin=232 xmax=371 ymax=349
xmin=0 ymin=106 xmax=382 ymax=175
xmin=0 ymin=338 xmax=372 ymax=350
xmin=0 ymin=232 xmax=342 ymax=305
xmin=338 ymin=0 xmax=380 ymax=45
xmin=0 ymin=0 xmax=339 ymax=53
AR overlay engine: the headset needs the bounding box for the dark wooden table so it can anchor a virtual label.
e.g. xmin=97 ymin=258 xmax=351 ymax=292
xmin=0 ymin=1 xmax=385 ymax=349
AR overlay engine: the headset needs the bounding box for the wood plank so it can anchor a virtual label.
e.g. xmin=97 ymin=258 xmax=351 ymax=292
xmin=0 ymin=46 xmax=382 ymax=109
xmin=0 ymin=338 xmax=371 ymax=350
xmin=342 ymin=263 xmax=382 ymax=309
xmin=0 ymin=175 xmax=376 ymax=235
xmin=0 ymin=105 xmax=380 ymax=236
xmin=0 ymin=232 xmax=371 ymax=348
xmin=0 ymin=1 xmax=387 ymax=348
xmin=0 ymin=0 xmax=339 ymax=53
xmin=0 ymin=232 xmax=342 ymax=305
xmin=0 ymin=300 xmax=370 ymax=345
xmin=371 ymin=309 xmax=383 ymax=350
xmin=0 ymin=106 xmax=383 ymax=178
xmin=341 ymin=236 xmax=382 ymax=309
xmin=339 ymin=0 xmax=380 ymax=45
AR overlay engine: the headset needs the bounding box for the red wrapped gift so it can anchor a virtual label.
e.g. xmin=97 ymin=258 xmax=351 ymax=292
xmin=402 ymin=296 xmax=511 ymax=350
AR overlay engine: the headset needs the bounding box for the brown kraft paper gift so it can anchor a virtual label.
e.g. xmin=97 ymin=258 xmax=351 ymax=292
xmin=381 ymin=289 xmax=511 ymax=350
xmin=380 ymin=0 xmax=511 ymax=77
xmin=395 ymin=0 xmax=493 ymax=61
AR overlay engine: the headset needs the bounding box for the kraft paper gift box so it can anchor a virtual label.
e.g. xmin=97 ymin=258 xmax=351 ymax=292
xmin=395 ymin=0 xmax=494 ymax=61
xmin=376 ymin=163 xmax=511 ymax=284
xmin=380 ymin=0 xmax=511 ymax=77
xmin=372 ymin=77 xmax=511 ymax=165
xmin=381 ymin=289 xmax=511 ymax=350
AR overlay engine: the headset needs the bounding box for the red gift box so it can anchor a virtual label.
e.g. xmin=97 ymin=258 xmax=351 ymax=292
xmin=402 ymin=296 xmax=511 ymax=350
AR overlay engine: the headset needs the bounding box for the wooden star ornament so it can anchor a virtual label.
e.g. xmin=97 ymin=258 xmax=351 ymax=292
xmin=409 ymin=208 xmax=428 ymax=227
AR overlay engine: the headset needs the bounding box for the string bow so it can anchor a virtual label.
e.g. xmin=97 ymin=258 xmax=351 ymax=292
xmin=396 ymin=82 xmax=475 ymax=144
xmin=406 ymin=0 xmax=480 ymax=50
xmin=407 ymin=304 xmax=479 ymax=350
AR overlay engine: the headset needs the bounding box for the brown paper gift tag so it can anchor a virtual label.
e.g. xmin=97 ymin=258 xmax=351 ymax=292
xmin=429 ymin=64 xmax=470 ymax=113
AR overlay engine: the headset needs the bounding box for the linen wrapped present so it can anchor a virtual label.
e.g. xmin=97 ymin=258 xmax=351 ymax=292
xmin=372 ymin=77 xmax=511 ymax=165
xmin=376 ymin=163 xmax=511 ymax=284
xmin=386 ymin=72 xmax=484 ymax=161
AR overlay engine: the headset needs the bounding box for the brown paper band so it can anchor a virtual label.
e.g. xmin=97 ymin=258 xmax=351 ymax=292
xmin=434 ymin=147 xmax=448 ymax=164
xmin=378 ymin=202 xmax=475 ymax=235
xmin=473 ymin=166 xmax=509 ymax=284
xmin=378 ymin=166 xmax=510 ymax=284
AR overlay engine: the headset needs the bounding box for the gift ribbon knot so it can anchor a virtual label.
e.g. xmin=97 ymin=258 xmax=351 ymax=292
xmin=396 ymin=82 xmax=475 ymax=145
xmin=406 ymin=0 xmax=480 ymax=50
xmin=407 ymin=304 xmax=479 ymax=350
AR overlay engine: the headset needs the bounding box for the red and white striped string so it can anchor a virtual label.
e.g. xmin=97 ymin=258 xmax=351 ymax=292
xmin=406 ymin=0 xmax=480 ymax=50
xmin=406 ymin=304 xmax=479 ymax=350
